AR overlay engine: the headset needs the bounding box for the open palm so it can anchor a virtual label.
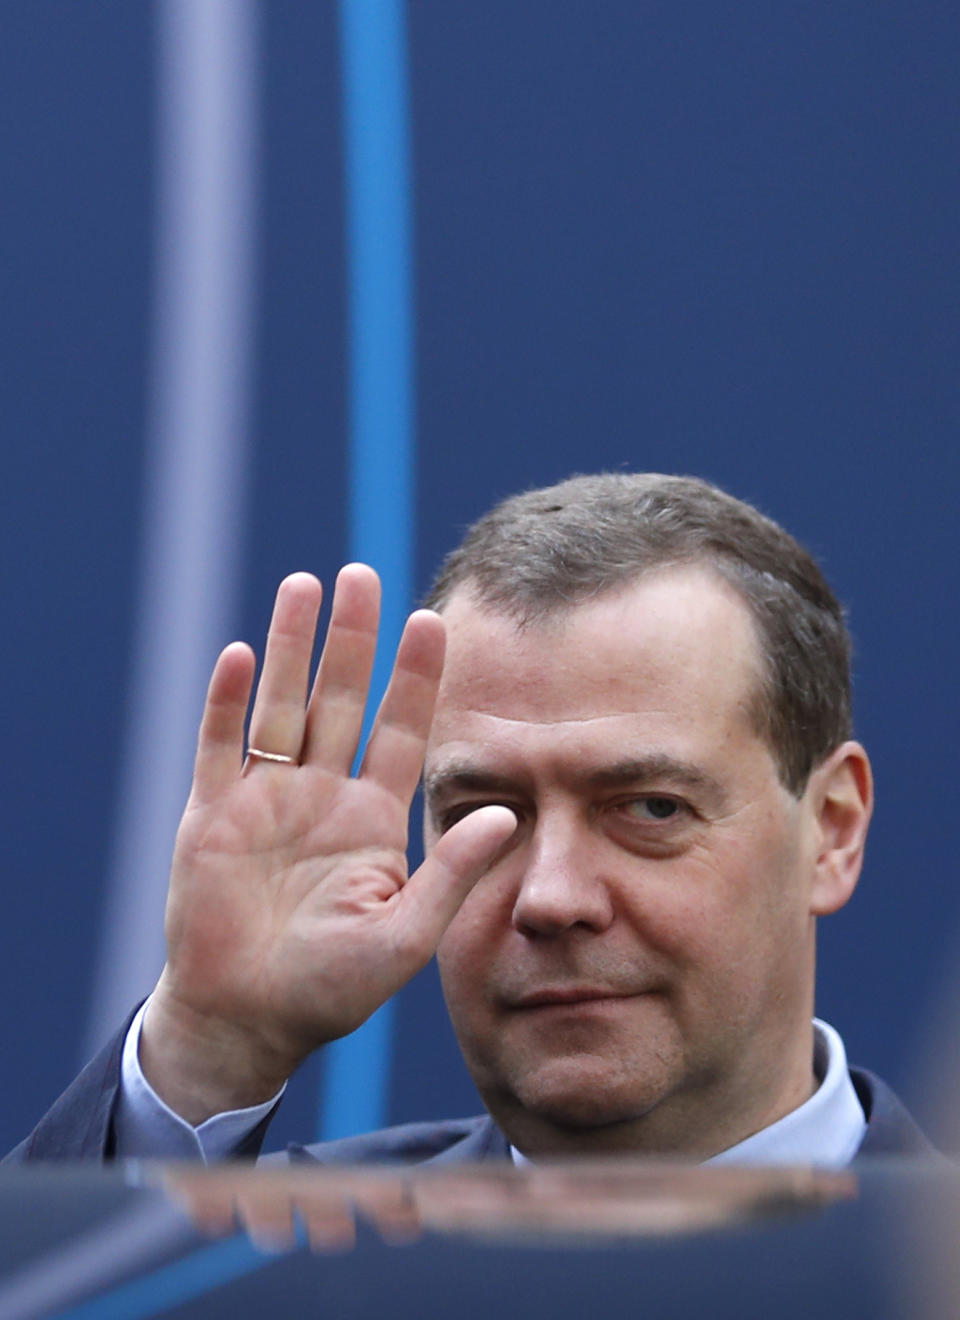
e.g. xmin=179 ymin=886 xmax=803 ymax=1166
xmin=143 ymin=567 xmax=515 ymax=1122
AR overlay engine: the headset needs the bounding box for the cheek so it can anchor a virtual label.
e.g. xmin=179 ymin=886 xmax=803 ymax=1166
xmin=437 ymin=939 xmax=485 ymax=1049
xmin=435 ymin=923 xmax=461 ymax=980
xmin=437 ymin=876 xmax=512 ymax=1014
xmin=619 ymin=841 xmax=792 ymax=968
xmin=436 ymin=905 xmax=484 ymax=1003
xmin=673 ymin=832 xmax=813 ymax=978
xmin=440 ymin=855 xmax=517 ymax=948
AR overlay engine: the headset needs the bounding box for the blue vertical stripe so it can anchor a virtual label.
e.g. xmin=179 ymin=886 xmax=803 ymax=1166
xmin=320 ymin=0 xmax=415 ymax=1141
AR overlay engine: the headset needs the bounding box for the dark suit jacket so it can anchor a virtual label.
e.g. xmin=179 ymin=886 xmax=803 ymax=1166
xmin=3 ymin=1010 xmax=938 ymax=1165
xmin=285 ymin=1068 xmax=937 ymax=1166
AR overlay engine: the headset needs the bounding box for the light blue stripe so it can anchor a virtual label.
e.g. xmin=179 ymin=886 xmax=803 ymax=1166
xmin=53 ymin=1236 xmax=274 ymax=1320
xmin=85 ymin=0 xmax=259 ymax=1060
xmin=321 ymin=0 xmax=414 ymax=1142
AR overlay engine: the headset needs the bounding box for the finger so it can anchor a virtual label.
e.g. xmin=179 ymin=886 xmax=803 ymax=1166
xmin=358 ymin=1197 xmax=423 ymax=1245
xmin=358 ymin=610 xmax=446 ymax=800
xmin=350 ymin=1178 xmax=422 ymax=1244
xmin=246 ymin=573 xmax=323 ymax=761
xmin=297 ymin=1199 xmax=358 ymax=1253
xmin=192 ymin=642 xmax=256 ymax=802
xmin=183 ymin=1194 xmax=239 ymax=1240
xmin=235 ymin=1189 xmax=298 ymax=1254
xmin=162 ymin=1176 xmax=239 ymax=1238
xmin=301 ymin=563 xmax=380 ymax=773
xmin=392 ymin=806 xmax=518 ymax=960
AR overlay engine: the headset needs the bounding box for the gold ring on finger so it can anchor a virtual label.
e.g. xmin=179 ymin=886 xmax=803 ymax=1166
xmin=243 ymin=747 xmax=300 ymax=772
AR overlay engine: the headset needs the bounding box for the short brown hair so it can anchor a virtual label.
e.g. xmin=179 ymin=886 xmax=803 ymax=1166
xmin=425 ymin=473 xmax=852 ymax=795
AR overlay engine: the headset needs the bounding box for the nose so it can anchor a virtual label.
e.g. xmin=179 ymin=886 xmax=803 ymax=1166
xmin=510 ymin=812 xmax=615 ymax=937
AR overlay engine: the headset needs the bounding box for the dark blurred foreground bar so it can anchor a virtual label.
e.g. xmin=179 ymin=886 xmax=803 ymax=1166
xmin=0 ymin=1160 xmax=955 ymax=1319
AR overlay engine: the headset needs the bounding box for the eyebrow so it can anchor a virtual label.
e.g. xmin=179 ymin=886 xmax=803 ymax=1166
xmin=585 ymin=755 xmax=722 ymax=796
xmin=424 ymin=753 xmax=727 ymax=808
xmin=424 ymin=766 xmax=522 ymax=801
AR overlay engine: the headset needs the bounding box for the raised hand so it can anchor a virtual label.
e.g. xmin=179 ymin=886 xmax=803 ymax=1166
xmin=141 ymin=567 xmax=516 ymax=1123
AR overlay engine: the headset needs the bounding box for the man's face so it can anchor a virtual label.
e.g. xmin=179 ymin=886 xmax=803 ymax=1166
xmin=425 ymin=568 xmax=829 ymax=1158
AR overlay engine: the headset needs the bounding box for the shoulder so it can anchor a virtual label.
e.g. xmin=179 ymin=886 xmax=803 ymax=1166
xmin=282 ymin=1115 xmax=510 ymax=1166
xmin=850 ymin=1067 xmax=940 ymax=1160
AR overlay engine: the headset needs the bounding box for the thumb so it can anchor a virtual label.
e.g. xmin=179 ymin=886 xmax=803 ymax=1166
xmin=398 ymin=806 xmax=518 ymax=949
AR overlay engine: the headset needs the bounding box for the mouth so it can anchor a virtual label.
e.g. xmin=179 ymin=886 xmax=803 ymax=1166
xmin=510 ymin=987 xmax=636 ymax=1010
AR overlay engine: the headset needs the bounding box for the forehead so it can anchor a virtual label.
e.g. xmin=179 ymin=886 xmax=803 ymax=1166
xmin=428 ymin=567 xmax=766 ymax=772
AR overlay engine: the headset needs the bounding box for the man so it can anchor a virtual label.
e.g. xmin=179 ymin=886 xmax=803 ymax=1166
xmin=8 ymin=474 xmax=932 ymax=1165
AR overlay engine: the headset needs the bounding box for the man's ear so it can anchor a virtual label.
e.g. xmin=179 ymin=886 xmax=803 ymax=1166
xmin=807 ymin=741 xmax=873 ymax=916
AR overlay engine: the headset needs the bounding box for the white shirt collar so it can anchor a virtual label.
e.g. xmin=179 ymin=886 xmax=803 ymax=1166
xmin=511 ymin=1019 xmax=866 ymax=1168
xmin=707 ymin=1018 xmax=865 ymax=1167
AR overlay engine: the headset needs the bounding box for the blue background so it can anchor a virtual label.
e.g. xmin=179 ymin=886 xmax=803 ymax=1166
xmin=0 ymin=0 xmax=957 ymax=1155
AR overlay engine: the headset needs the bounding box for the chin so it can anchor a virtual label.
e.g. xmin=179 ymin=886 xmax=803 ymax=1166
xmin=504 ymin=1054 xmax=674 ymax=1131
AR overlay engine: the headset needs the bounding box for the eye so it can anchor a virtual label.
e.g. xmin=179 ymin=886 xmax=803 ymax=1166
xmin=434 ymin=805 xmax=472 ymax=833
xmin=622 ymin=796 xmax=683 ymax=822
